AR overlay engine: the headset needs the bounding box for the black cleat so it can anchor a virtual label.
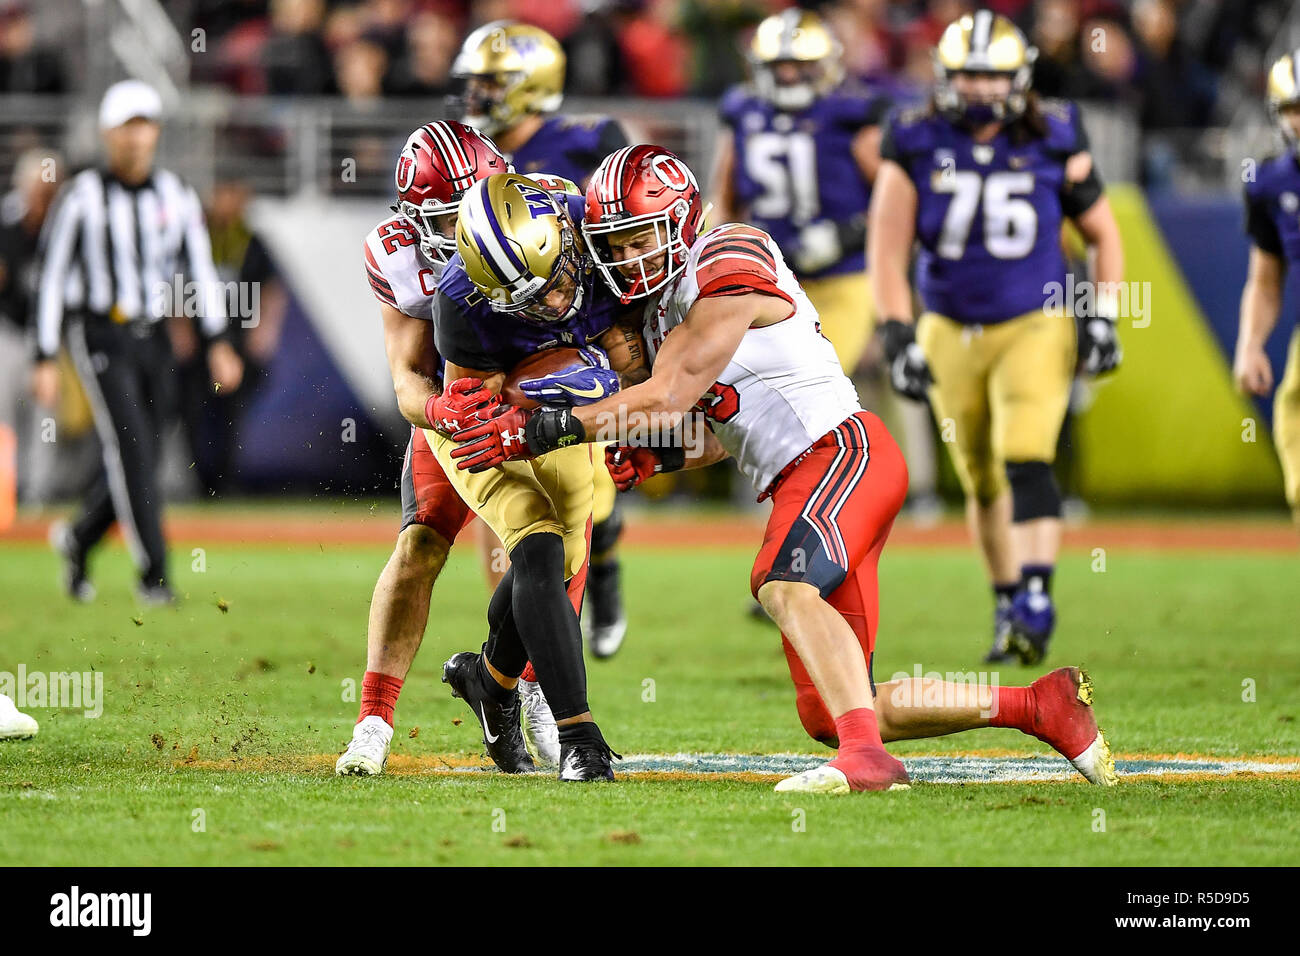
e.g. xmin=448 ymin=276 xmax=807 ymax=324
xmin=558 ymin=721 xmax=620 ymax=782
xmin=49 ymin=521 xmax=94 ymax=603
xmin=585 ymin=561 xmax=627 ymax=659
xmin=983 ymin=601 xmax=1017 ymax=664
xmin=442 ymin=650 xmax=535 ymax=774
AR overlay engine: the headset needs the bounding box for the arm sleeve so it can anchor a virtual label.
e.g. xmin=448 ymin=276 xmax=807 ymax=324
xmin=864 ymin=94 xmax=892 ymax=128
xmin=878 ymin=114 xmax=905 ymax=165
xmin=434 ymin=291 xmax=502 ymax=372
xmin=182 ymin=185 xmax=228 ymax=339
xmin=1060 ymin=160 xmax=1105 ymax=219
xmin=1245 ymin=189 xmax=1283 ymax=256
xmin=34 ymin=179 xmax=83 ymax=359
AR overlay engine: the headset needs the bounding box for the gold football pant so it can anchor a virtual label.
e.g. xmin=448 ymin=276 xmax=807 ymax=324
xmin=916 ymin=308 xmax=1075 ymax=504
xmin=426 ymin=429 xmax=595 ymax=579
xmin=1275 ymin=327 xmax=1300 ymax=516
xmin=802 ymin=271 xmax=875 ymax=374
xmin=591 ymin=445 xmax=617 ymax=527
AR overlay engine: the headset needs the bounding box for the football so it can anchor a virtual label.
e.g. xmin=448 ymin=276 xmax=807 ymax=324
xmin=499 ymin=346 xmax=587 ymax=409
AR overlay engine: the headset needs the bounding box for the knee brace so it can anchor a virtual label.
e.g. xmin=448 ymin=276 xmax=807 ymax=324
xmin=1005 ymin=460 xmax=1062 ymax=522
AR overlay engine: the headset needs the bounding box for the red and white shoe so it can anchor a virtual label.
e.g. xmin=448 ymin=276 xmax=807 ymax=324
xmin=775 ymin=747 xmax=910 ymax=794
xmin=1027 ymin=667 xmax=1117 ymax=786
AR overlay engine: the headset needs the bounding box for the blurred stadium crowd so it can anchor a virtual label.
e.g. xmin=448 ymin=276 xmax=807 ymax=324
xmin=0 ymin=0 xmax=1296 ymax=514
xmin=150 ymin=0 xmax=1292 ymax=124
xmin=0 ymin=1 xmax=1289 ymax=122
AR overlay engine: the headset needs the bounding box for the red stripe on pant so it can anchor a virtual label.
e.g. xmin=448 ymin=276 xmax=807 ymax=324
xmin=751 ymin=411 xmax=909 ymax=746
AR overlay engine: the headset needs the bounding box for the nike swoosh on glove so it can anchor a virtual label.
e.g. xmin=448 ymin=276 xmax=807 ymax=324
xmin=518 ymin=346 xmax=620 ymax=405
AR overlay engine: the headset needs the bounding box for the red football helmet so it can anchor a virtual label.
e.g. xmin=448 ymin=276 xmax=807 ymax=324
xmin=393 ymin=121 xmax=511 ymax=263
xmin=583 ymin=145 xmax=706 ymax=302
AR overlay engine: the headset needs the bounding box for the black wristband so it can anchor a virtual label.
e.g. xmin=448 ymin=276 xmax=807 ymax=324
xmin=525 ymin=407 xmax=586 ymax=454
xmin=878 ymin=318 xmax=916 ymax=364
xmin=656 ymin=446 xmax=686 ymax=473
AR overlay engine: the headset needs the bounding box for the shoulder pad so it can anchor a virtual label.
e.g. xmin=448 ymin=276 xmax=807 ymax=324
xmin=1038 ymin=98 xmax=1084 ymax=153
xmin=719 ymin=84 xmax=757 ymax=122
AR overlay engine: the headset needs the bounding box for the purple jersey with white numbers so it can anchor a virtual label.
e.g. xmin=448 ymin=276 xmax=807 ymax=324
xmin=882 ymin=99 xmax=1089 ymax=325
xmin=509 ymin=114 xmax=629 ymax=189
xmin=1244 ymin=153 xmax=1300 ymax=267
xmin=719 ymin=80 xmax=889 ymax=278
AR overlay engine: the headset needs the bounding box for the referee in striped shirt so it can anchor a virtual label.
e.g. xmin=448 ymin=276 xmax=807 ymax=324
xmin=32 ymin=80 xmax=243 ymax=604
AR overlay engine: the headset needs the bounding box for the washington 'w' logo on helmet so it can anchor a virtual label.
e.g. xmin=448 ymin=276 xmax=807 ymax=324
xmin=455 ymin=173 xmax=587 ymax=324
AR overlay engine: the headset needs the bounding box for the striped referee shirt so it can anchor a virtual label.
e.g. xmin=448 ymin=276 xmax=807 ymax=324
xmin=35 ymin=166 xmax=227 ymax=359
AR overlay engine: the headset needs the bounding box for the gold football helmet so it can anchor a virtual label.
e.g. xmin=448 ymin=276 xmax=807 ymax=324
xmin=934 ymin=10 xmax=1037 ymax=125
xmin=452 ymin=20 xmax=566 ymax=137
xmin=749 ymin=8 xmax=843 ymax=112
xmin=456 ymin=173 xmax=586 ymax=323
xmin=1268 ymin=50 xmax=1300 ymax=155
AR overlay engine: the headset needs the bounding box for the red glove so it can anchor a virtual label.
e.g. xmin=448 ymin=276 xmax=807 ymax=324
xmin=605 ymin=446 xmax=662 ymax=491
xmin=426 ymin=378 xmax=498 ymax=435
xmin=450 ymin=404 xmax=536 ymax=472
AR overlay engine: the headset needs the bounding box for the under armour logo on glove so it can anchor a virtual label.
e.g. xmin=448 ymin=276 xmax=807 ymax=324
xmin=518 ymin=345 xmax=620 ymax=406
xmin=427 ymin=378 xmax=499 ymax=435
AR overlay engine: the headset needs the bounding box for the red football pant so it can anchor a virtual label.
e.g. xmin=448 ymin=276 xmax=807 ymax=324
xmin=750 ymin=412 xmax=908 ymax=747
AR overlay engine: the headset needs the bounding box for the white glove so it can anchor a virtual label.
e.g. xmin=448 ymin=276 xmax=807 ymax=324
xmin=794 ymin=220 xmax=841 ymax=274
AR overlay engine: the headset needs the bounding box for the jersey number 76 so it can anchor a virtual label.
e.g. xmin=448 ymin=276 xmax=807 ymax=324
xmin=934 ymin=170 xmax=1037 ymax=260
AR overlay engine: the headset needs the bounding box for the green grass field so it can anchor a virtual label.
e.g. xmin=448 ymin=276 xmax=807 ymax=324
xmin=2 ymin=516 xmax=1298 ymax=866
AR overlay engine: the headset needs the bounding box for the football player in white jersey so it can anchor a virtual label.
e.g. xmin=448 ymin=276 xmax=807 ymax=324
xmin=449 ymin=145 xmax=1117 ymax=793
xmin=337 ymin=122 xmax=562 ymax=774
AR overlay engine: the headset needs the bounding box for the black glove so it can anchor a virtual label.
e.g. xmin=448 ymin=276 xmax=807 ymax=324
xmin=1078 ymin=316 xmax=1122 ymax=376
xmin=879 ymin=318 xmax=934 ymax=401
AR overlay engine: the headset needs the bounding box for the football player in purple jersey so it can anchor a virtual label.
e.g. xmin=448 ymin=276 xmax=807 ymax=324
xmin=710 ymin=8 xmax=889 ymax=374
xmin=451 ymin=19 xmax=634 ymax=657
xmin=1236 ymin=49 xmax=1300 ymax=523
xmin=870 ymin=10 xmax=1124 ymax=665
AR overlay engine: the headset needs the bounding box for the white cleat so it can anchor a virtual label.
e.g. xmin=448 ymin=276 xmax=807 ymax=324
xmin=518 ymin=679 xmax=559 ymax=767
xmin=587 ymin=615 xmax=628 ymax=659
xmin=775 ymin=765 xmax=851 ymax=794
xmin=335 ymin=715 xmax=393 ymax=776
xmin=0 ymin=693 xmax=38 ymax=740
xmin=774 ymin=763 xmax=911 ymax=794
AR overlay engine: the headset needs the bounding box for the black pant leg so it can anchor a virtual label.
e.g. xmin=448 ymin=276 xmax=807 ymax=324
xmin=71 ymin=469 xmax=116 ymax=552
xmin=66 ymin=321 xmax=170 ymax=586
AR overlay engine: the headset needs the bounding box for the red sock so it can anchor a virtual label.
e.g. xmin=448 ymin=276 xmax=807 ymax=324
xmin=989 ymin=685 xmax=1034 ymax=732
xmin=833 ymin=707 xmax=885 ymax=752
xmin=520 ymin=661 xmax=537 ymax=683
xmin=359 ymin=671 xmax=403 ymax=726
